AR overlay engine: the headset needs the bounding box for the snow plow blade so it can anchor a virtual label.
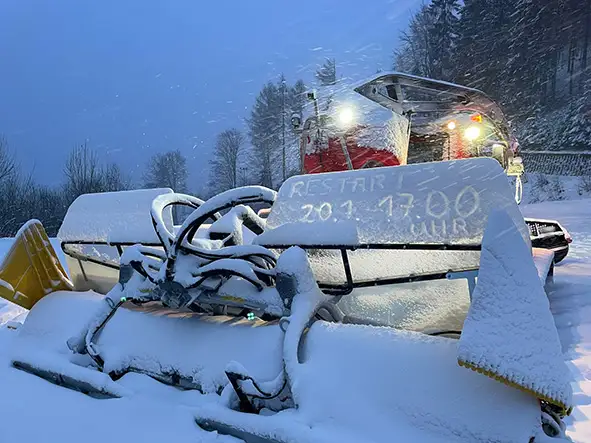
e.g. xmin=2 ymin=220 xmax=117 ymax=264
xmin=0 ymin=220 xmax=73 ymax=310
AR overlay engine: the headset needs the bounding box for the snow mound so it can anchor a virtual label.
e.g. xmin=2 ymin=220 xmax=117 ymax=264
xmin=458 ymin=209 xmax=573 ymax=412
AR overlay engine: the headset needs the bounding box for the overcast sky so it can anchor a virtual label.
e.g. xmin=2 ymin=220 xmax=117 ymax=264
xmin=0 ymin=0 xmax=419 ymax=188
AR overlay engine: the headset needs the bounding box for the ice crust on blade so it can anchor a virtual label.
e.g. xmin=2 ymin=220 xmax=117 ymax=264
xmin=58 ymin=188 xmax=174 ymax=244
xmin=0 ymin=333 xmax=234 ymax=443
xmin=14 ymin=291 xmax=109 ymax=352
xmin=10 ymin=288 xmax=285 ymax=396
xmin=8 ymin=291 xmax=132 ymax=397
xmin=12 ymin=348 xmax=131 ymax=398
xmin=1 ymin=276 xmax=545 ymax=443
xmin=458 ymin=209 xmax=573 ymax=411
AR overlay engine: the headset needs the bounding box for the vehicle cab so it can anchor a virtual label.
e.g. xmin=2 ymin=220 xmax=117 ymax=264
xmin=295 ymin=72 xmax=524 ymax=184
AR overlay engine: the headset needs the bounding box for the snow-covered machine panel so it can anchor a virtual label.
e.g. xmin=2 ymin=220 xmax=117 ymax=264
xmin=58 ymin=188 xmax=174 ymax=244
xmin=259 ymin=158 xmax=530 ymax=248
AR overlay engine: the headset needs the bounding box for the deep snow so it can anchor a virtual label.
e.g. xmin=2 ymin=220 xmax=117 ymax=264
xmin=520 ymin=198 xmax=591 ymax=441
xmin=522 ymin=173 xmax=591 ymax=204
xmin=0 ymin=197 xmax=589 ymax=442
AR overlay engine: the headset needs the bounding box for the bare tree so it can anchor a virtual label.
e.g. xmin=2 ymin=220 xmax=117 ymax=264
xmin=32 ymin=184 xmax=67 ymax=235
xmin=0 ymin=135 xmax=16 ymax=183
xmin=0 ymin=174 xmax=23 ymax=235
xmin=63 ymin=142 xmax=104 ymax=200
xmin=208 ymin=128 xmax=244 ymax=194
xmin=394 ymin=4 xmax=435 ymax=77
xmin=237 ymin=164 xmax=251 ymax=187
xmin=102 ymin=163 xmax=128 ymax=192
xmin=143 ymin=149 xmax=188 ymax=192
xmin=579 ymin=175 xmax=591 ymax=196
xmin=62 ymin=142 xmax=127 ymax=205
xmin=0 ymin=139 xmax=127 ymax=237
xmin=247 ymin=82 xmax=281 ymax=189
xmin=0 ymin=138 xmax=66 ymax=236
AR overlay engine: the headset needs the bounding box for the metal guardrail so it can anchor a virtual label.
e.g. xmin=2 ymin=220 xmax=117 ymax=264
xmin=521 ymin=150 xmax=591 ymax=176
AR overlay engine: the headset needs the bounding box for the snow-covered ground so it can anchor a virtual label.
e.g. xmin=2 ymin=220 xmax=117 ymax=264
xmin=521 ymin=199 xmax=591 ymax=442
xmin=0 ymin=197 xmax=589 ymax=442
xmin=522 ymin=173 xmax=591 ymax=204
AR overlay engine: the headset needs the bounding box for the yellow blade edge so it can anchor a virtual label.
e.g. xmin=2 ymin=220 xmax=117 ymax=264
xmin=0 ymin=220 xmax=73 ymax=310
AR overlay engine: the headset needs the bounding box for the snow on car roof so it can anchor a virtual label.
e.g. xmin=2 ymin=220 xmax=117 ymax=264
xmin=58 ymin=188 xmax=174 ymax=244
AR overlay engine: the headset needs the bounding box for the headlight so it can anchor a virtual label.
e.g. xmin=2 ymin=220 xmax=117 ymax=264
xmin=446 ymin=121 xmax=457 ymax=130
xmin=464 ymin=125 xmax=481 ymax=141
xmin=337 ymin=106 xmax=355 ymax=128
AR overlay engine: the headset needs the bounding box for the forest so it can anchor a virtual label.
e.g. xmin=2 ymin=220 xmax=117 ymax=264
xmin=394 ymin=0 xmax=590 ymax=152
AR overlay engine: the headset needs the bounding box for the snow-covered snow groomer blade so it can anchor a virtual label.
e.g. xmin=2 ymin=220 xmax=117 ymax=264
xmin=3 ymin=159 xmax=573 ymax=442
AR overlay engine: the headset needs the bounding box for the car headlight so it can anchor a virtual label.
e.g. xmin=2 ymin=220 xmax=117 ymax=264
xmin=464 ymin=125 xmax=481 ymax=141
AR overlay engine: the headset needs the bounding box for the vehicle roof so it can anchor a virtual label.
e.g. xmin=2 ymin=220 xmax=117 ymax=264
xmin=302 ymin=72 xmax=510 ymax=136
